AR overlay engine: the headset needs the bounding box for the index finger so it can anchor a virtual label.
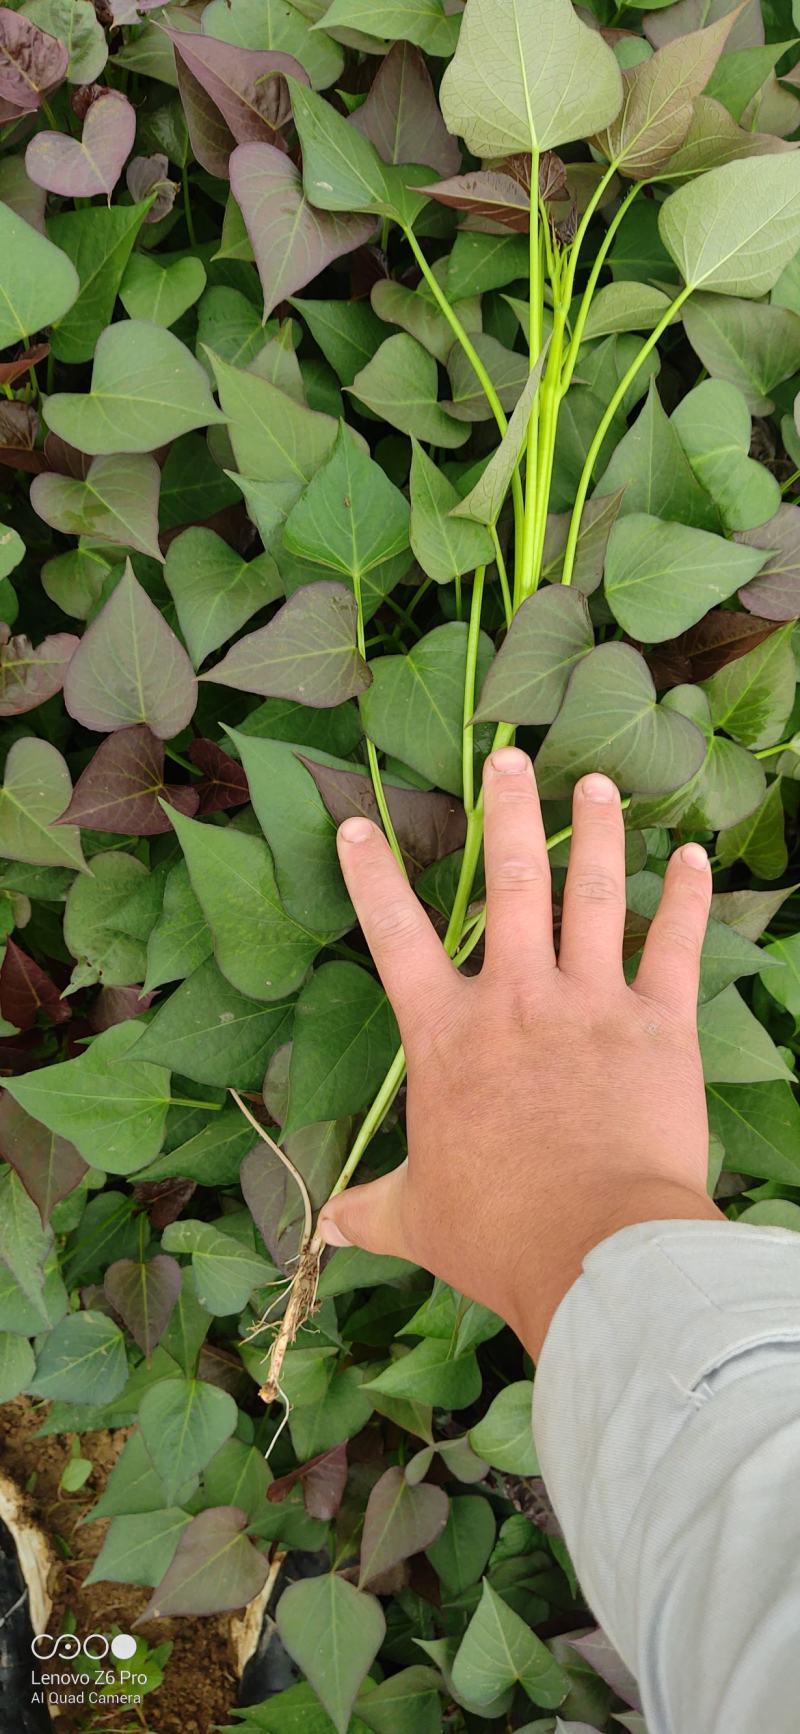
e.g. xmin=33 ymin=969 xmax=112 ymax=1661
xmin=336 ymin=817 xmax=463 ymax=1041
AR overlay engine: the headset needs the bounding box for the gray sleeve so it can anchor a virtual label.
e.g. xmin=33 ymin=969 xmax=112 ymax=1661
xmin=532 ymin=1219 xmax=800 ymax=1734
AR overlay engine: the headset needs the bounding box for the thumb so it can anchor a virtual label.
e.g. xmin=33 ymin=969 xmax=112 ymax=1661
xmin=318 ymin=1164 xmax=410 ymax=1259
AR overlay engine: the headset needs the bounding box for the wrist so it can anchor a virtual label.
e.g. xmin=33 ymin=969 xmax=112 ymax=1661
xmin=515 ymin=1177 xmax=722 ymax=1360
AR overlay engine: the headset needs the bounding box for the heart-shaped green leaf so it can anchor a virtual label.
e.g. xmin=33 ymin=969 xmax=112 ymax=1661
xmin=535 ymin=642 xmax=706 ymax=797
xmin=5 ymin=1021 xmax=170 ymax=1171
xmin=167 ymin=805 xmax=334 ymax=1000
xmin=682 ymin=294 xmax=800 ymax=413
xmin=361 ymin=622 xmax=495 ymax=795
xmin=30 ymin=1310 xmax=128 ymax=1405
xmin=701 ymin=624 xmax=795 ymax=748
xmin=596 ymin=379 xmax=720 ymax=530
xmin=120 ymin=252 xmax=206 ymax=328
xmin=0 ymin=736 xmax=86 ymax=871
xmin=603 ymin=513 xmax=766 ymax=641
xmin=45 ymin=320 xmax=224 ymax=455
xmin=0 ymin=201 xmax=78 ymax=351
xmin=699 ymin=983 xmax=793 ymax=1083
xmin=290 ymin=78 xmax=429 ymax=226
xmin=439 ymin=0 xmax=622 ymax=156
xmin=64 ymin=562 xmax=197 ymax=737
xmin=283 ymin=423 xmax=410 ymax=605
xmin=348 ymin=334 xmax=470 ymax=449
xmin=165 ymin=526 xmax=282 ymax=668
xmin=31 ymin=455 xmax=162 ymax=562
xmin=286 ymin=961 xmax=399 ymax=1134
xmin=409 ymin=441 xmax=493 ymax=583
xmin=211 ymin=351 xmax=339 ymax=489
xmin=659 ymin=155 xmax=800 ymax=298
xmin=276 ymin=1573 xmax=385 ymax=1734
xmin=48 ymin=201 xmax=152 ymax=366
xmin=473 ymin=589 xmax=594 ymax=725
xmin=202 ymin=582 xmax=370 ymax=705
xmin=451 ymin=1581 xmax=569 ymax=1711
xmin=135 ymin=957 xmax=293 ymax=1090
xmin=671 ymin=379 xmax=781 ymax=532
xmin=139 ymin=1376 xmax=237 ymax=1503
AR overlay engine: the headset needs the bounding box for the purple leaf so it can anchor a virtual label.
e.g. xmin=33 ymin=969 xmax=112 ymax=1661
xmin=359 ymin=1466 xmax=448 ymax=1589
xmin=64 ymin=563 xmax=198 ymax=738
xmin=104 ymin=1253 xmax=182 ymax=1356
xmin=173 ymin=51 xmax=237 ymax=179
xmin=352 ymin=40 xmax=460 ymax=176
xmin=0 ymin=341 xmax=49 ymax=386
xmin=566 ymin=1629 xmax=643 ymax=1711
xmin=89 ymin=985 xmax=155 ymax=1032
xmin=126 ymin=152 xmax=177 ymax=223
xmin=420 ymin=170 xmax=531 ymax=231
xmin=231 ymin=142 xmax=375 ymax=321
xmin=166 ymin=30 xmax=308 ymax=171
xmin=0 ymin=1092 xmax=87 ymax=1223
xmin=736 ymin=504 xmax=800 ymax=620
xmin=202 ymin=581 xmax=371 ymax=706
xmin=0 ymin=626 xmax=78 ymax=717
xmin=0 ymin=7 xmax=67 ymax=112
xmin=58 ymin=725 xmax=199 ymax=833
xmin=188 ymin=738 xmax=249 ymax=814
xmin=0 ymin=939 xmax=70 ymax=1032
xmin=30 ymin=454 xmax=163 ymax=562
xmin=139 ymin=1506 xmax=269 ymax=1619
xmin=268 ymin=1443 xmax=348 ymax=1521
xmin=0 ymin=403 xmax=40 ymax=476
xmin=298 ymin=754 xmax=466 ymax=880
xmin=42 ymin=433 xmax=92 ymax=479
xmin=26 ymin=88 xmax=136 ymax=199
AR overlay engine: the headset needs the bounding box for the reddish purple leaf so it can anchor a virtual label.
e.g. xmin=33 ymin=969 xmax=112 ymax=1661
xmin=58 ymin=725 xmax=199 ymax=834
xmin=0 ymin=342 xmax=49 ymax=386
xmin=139 ymin=1507 xmax=269 ymax=1619
xmin=0 ymin=8 xmax=67 ymax=112
xmin=104 ymin=1253 xmax=182 ymax=1355
xmin=173 ymin=51 xmax=237 ymax=178
xmin=0 ymin=1092 xmax=87 ymax=1223
xmin=352 ymin=40 xmax=459 ymax=176
xmin=166 ymin=30 xmax=307 ymax=167
xmin=26 ymin=89 xmax=136 ymax=199
xmin=42 ymin=433 xmax=92 ymax=479
xmin=298 ymin=754 xmax=466 ymax=880
xmin=268 ymin=1443 xmax=348 ymax=1521
xmin=645 ymin=608 xmax=783 ymax=688
xmin=89 ymin=985 xmax=154 ymax=1032
xmin=359 ymin=1466 xmax=448 ymax=1590
xmin=0 ymin=940 xmax=70 ymax=1032
xmin=0 ymin=626 xmax=78 ymax=718
xmin=736 ymin=505 xmax=800 ymax=620
xmin=231 ymin=142 xmax=375 ymax=322
xmin=132 ymin=1175 xmax=197 ymax=1230
xmin=188 ymin=738 xmax=249 ymax=814
xmin=420 ymin=170 xmax=530 ymax=232
xmin=0 ymin=402 xmax=45 ymax=474
xmin=126 ymin=152 xmax=177 ymax=223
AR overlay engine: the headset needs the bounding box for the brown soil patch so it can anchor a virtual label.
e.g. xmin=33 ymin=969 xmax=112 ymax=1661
xmin=0 ymin=1398 xmax=239 ymax=1734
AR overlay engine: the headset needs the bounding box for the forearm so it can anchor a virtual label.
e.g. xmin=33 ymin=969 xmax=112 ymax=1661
xmin=533 ymin=1218 xmax=800 ymax=1734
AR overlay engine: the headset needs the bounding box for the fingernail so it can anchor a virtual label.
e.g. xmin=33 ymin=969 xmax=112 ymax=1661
xmin=580 ymin=773 xmax=617 ymax=803
xmin=491 ymin=747 xmax=531 ymax=776
xmin=318 ymin=1216 xmax=351 ymax=1248
xmin=681 ymin=842 xmax=708 ymax=871
xmin=339 ymin=818 xmax=373 ymax=845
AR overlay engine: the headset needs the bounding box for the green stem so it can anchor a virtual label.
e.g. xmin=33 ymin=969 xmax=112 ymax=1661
xmin=559 ymin=159 xmax=621 ymax=318
xmin=327 ymin=1046 xmax=408 ymax=1199
xmin=353 ymin=569 xmax=405 ymax=868
xmin=170 ymin=1096 xmax=223 ymax=1111
xmin=561 ymin=283 xmax=693 ymax=587
xmin=461 ymin=568 xmax=485 ymax=815
xmin=182 ymin=169 xmax=197 ymax=248
xmin=490 ymin=524 xmax=512 ymax=629
xmin=782 ymin=467 xmax=800 ymax=495
xmin=519 ymin=159 xmax=542 ymax=602
xmin=403 ymin=224 xmax=526 ymax=563
xmin=165 ymin=745 xmax=203 ymax=777
xmin=560 ymin=183 xmax=642 ymax=393
xmin=756 ymin=740 xmax=797 ymax=759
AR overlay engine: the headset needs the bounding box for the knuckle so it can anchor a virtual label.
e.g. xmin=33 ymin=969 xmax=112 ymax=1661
xmin=569 ymin=869 xmax=622 ymax=905
xmin=492 ymin=856 xmax=547 ymax=890
xmin=368 ymin=901 xmax=420 ymax=948
xmin=494 ymin=782 xmax=537 ymax=807
xmin=657 ymin=917 xmax=702 ymax=958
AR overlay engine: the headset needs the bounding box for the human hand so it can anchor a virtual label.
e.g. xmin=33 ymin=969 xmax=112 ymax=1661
xmin=318 ymin=748 xmax=721 ymax=1358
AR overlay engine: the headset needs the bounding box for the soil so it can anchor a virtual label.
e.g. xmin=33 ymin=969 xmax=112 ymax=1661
xmin=0 ymin=1399 xmax=240 ymax=1734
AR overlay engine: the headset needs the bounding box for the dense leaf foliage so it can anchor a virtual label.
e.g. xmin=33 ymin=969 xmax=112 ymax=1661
xmin=1 ymin=0 xmax=800 ymax=1725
